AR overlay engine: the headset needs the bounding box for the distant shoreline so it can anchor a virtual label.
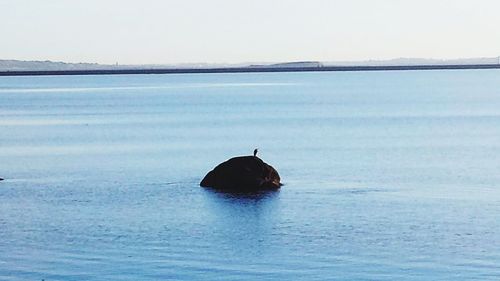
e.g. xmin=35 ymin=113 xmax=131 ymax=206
xmin=1 ymin=64 xmax=499 ymax=76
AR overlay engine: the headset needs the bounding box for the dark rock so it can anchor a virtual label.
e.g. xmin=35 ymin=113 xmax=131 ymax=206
xmin=0 ymin=178 xmax=3 ymax=181
xmin=200 ymin=156 xmax=281 ymax=191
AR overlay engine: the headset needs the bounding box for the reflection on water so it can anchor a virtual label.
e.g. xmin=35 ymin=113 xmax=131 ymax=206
xmin=1 ymin=70 xmax=500 ymax=280
xmin=201 ymin=188 xmax=281 ymax=225
xmin=202 ymin=187 xmax=280 ymax=201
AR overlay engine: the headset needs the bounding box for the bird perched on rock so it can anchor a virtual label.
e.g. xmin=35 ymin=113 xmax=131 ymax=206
xmin=253 ymin=148 xmax=258 ymax=157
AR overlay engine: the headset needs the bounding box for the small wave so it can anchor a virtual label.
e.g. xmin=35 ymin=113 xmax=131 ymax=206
xmin=0 ymin=82 xmax=298 ymax=93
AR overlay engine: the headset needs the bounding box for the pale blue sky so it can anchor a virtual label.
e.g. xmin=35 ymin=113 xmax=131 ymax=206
xmin=1 ymin=0 xmax=499 ymax=64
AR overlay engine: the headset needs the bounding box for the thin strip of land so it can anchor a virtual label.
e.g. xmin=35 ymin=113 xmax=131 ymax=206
xmin=1 ymin=64 xmax=499 ymax=76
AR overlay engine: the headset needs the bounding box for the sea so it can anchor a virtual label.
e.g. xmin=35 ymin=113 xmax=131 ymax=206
xmin=1 ymin=70 xmax=500 ymax=280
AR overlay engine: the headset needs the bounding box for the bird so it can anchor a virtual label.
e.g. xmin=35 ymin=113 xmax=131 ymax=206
xmin=253 ymin=148 xmax=258 ymax=157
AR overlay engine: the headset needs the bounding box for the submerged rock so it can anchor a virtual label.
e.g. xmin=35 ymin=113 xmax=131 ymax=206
xmin=200 ymin=156 xmax=281 ymax=191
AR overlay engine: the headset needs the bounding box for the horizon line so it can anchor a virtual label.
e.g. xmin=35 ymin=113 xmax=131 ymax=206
xmin=2 ymin=63 xmax=500 ymax=77
xmin=2 ymin=56 xmax=500 ymax=67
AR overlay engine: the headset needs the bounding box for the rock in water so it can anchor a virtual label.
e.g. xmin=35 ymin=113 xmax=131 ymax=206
xmin=200 ymin=156 xmax=281 ymax=191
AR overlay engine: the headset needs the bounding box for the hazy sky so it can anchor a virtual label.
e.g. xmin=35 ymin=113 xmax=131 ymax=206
xmin=1 ymin=0 xmax=499 ymax=64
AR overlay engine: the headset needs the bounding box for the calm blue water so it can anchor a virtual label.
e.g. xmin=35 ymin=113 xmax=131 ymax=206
xmin=1 ymin=70 xmax=500 ymax=280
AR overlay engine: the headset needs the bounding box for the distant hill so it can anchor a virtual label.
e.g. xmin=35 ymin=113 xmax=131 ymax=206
xmin=0 ymin=59 xmax=249 ymax=71
xmin=0 ymin=60 xmax=114 ymax=71
xmin=250 ymin=61 xmax=324 ymax=68
xmin=324 ymin=57 xmax=500 ymax=66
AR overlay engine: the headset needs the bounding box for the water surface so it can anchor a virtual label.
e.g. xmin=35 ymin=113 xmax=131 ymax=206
xmin=1 ymin=70 xmax=500 ymax=280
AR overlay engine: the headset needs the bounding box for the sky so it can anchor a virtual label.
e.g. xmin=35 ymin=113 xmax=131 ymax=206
xmin=1 ymin=0 xmax=500 ymax=64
